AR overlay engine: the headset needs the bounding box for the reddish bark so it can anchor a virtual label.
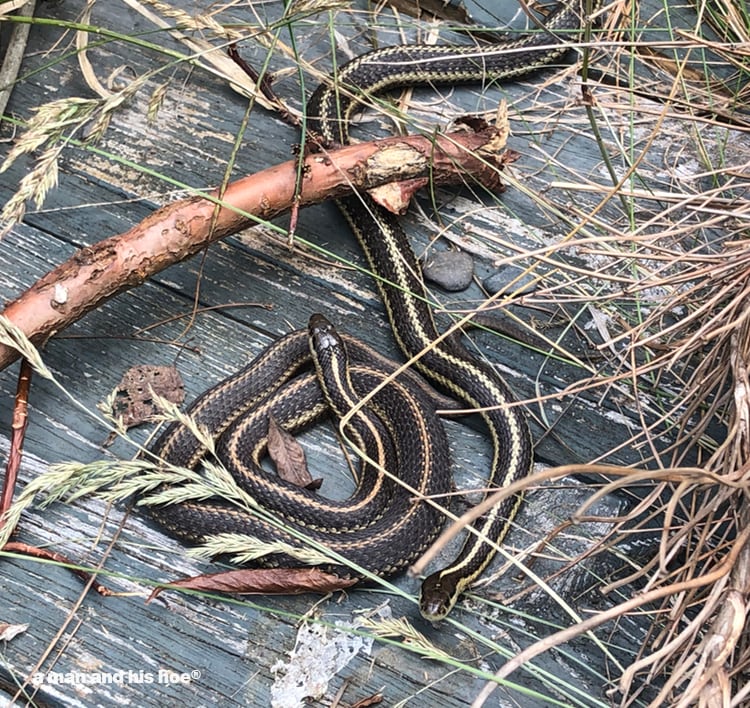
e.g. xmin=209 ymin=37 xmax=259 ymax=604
xmin=0 ymin=124 xmax=511 ymax=370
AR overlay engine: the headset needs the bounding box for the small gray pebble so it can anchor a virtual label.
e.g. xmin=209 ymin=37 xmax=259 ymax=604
xmin=483 ymin=266 xmax=537 ymax=296
xmin=421 ymin=250 xmax=474 ymax=291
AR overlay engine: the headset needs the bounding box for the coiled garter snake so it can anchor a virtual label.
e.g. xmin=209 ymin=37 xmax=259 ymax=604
xmin=149 ymin=314 xmax=451 ymax=577
xmin=148 ymin=0 xmax=597 ymax=619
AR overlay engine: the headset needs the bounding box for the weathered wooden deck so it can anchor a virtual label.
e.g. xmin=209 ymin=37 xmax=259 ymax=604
xmin=1 ymin=0 xmax=746 ymax=706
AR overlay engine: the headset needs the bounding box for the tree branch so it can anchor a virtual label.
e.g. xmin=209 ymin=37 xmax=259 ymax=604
xmin=0 ymin=121 xmax=512 ymax=371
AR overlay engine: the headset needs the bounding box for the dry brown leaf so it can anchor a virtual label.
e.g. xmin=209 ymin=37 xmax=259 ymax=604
xmin=267 ymin=415 xmax=322 ymax=490
xmin=0 ymin=622 xmax=28 ymax=642
xmin=111 ymin=365 xmax=184 ymax=428
xmin=348 ymin=692 xmax=384 ymax=708
xmin=147 ymin=567 xmax=356 ymax=602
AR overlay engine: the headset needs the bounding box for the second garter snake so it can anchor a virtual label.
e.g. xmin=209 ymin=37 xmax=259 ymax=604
xmin=147 ymin=0 xmax=597 ymax=619
xmin=148 ymin=314 xmax=451 ymax=578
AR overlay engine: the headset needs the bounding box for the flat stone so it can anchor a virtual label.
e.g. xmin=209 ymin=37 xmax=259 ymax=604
xmin=421 ymin=249 xmax=474 ymax=291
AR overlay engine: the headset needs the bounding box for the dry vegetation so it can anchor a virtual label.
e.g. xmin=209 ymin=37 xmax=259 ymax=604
xmin=476 ymin=1 xmax=750 ymax=704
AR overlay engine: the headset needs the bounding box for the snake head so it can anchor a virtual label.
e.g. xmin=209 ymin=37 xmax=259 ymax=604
xmin=419 ymin=571 xmax=457 ymax=621
xmin=308 ymin=313 xmax=338 ymax=350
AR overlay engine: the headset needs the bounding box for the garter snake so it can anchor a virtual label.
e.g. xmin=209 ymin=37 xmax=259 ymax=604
xmin=148 ymin=314 xmax=452 ymax=577
xmin=148 ymin=0 xmax=596 ymax=619
xmin=306 ymin=0 xmax=597 ymax=618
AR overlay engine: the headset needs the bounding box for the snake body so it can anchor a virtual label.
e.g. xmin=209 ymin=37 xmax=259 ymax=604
xmin=307 ymin=1 xmax=594 ymax=618
xmin=148 ymin=1 xmax=594 ymax=619
xmin=149 ymin=315 xmax=451 ymax=577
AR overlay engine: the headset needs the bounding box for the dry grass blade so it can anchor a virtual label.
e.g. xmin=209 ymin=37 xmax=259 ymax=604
xmin=0 ymin=1 xmax=36 ymax=118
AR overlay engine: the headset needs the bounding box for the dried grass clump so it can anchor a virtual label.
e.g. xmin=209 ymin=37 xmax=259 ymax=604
xmin=608 ymin=237 xmax=750 ymax=707
xmin=474 ymin=3 xmax=750 ymax=702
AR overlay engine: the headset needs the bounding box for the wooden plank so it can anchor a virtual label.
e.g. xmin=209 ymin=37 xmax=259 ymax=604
xmin=1 ymin=0 xmax=743 ymax=705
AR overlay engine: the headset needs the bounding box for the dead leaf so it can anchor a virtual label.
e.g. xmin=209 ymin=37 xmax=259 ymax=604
xmin=267 ymin=415 xmax=322 ymax=490
xmin=0 ymin=622 xmax=28 ymax=641
xmin=147 ymin=567 xmax=356 ymax=602
xmin=110 ymin=365 xmax=185 ymax=428
xmin=2 ymin=542 xmax=115 ymax=596
xmin=349 ymin=693 xmax=384 ymax=708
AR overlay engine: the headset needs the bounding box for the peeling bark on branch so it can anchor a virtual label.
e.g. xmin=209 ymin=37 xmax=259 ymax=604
xmin=0 ymin=123 xmax=512 ymax=371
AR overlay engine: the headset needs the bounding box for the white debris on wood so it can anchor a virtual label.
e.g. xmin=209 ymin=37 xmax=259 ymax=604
xmin=270 ymin=610 xmax=382 ymax=708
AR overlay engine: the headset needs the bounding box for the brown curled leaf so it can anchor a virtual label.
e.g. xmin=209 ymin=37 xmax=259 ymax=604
xmin=267 ymin=415 xmax=322 ymax=490
xmin=349 ymin=692 xmax=384 ymax=708
xmin=147 ymin=567 xmax=357 ymax=602
xmin=2 ymin=542 xmax=114 ymax=595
